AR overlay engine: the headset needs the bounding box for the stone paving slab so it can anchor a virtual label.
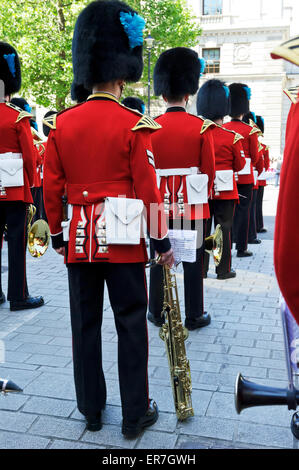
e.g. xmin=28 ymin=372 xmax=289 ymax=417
xmin=0 ymin=185 xmax=296 ymax=449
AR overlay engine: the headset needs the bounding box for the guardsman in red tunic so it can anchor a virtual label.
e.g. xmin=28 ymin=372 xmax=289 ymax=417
xmin=271 ymin=36 xmax=299 ymax=324
xmin=223 ymin=84 xmax=260 ymax=257
xmin=255 ymin=115 xmax=270 ymax=234
xmin=196 ymin=79 xmax=246 ymax=280
xmin=243 ymin=111 xmax=264 ymax=245
xmin=0 ymin=42 xmax=44 ymax=311
xmin=147 ymin=47 xmax=215 ymax=331
xmin=43 ymin=1 xmax=173 ymax=437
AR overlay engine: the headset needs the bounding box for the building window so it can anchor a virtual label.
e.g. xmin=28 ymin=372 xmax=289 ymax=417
xmin=202 ymin=48 xmax=220 ymax=74
xmin=203 ymin=0 xmax=223 ymax=15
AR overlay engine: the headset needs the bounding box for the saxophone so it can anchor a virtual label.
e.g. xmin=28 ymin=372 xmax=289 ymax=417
xmin=159 ymin=265 xmax=194 ymax=421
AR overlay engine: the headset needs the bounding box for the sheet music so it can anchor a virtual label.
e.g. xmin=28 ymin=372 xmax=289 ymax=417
xmin=168 ymin=229 xmax=197 ymax=265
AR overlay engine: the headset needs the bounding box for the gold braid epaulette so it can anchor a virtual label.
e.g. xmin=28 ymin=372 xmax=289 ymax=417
xmin=200 ymin=119 xmax=215 ymax=134
xmin=5 ymin=102 xmax=33 ymax=123
xmin=131 ymin=115 xmax=162 ymax=132
xmin=249 ymin=126 xmax=260 ymax=136
xmin=233 ymin=132 xmax=244 ymax=144
xmin=43 ymin=114 xmax=57 ymax=131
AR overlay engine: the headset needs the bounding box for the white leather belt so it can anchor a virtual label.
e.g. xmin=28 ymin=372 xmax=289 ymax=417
xmin=156 ymin=167 xmax=198 ymax=177
xmin=0 ymin=152 xmax=22 ymax=160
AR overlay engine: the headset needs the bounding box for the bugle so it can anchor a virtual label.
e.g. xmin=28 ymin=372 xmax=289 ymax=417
xmin=234 ymin=372 xmax=299 ymax=414
xmin=27 ymin=204 xmax=50 ymax=258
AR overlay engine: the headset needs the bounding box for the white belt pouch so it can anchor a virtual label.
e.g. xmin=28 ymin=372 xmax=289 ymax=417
xmin=61 ymin=204 xmax=73 ymax=242
xmin=185 ymin=173 xmax=209 ymax=204
xmin=0 ymin=158 xmax=24 ymax=187
xmin=105 ymin=197 xmax=144 ymax=245
xmin=237 ymin=158 xmax=251 ymax=176
xmin=258 ymin=169 xmax=266 ymax=180
xmin=214 ymin=170 xmax=234 ymax=192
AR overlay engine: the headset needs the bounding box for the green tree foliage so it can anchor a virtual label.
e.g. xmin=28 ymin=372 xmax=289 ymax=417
xmin=0 ymin=0 xmax=201 ymax=110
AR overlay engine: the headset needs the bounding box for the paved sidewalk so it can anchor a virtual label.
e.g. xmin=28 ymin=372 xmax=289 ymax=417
xmin=0 ymin=185 xmax=296 ymax=450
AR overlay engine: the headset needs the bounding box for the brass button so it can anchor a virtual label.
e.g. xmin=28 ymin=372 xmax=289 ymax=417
xmin=83 ymin=191 xmax=88 ymax=197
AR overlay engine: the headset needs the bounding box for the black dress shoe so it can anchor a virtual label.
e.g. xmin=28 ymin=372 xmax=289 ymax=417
xmin=0 ymin=292 xmax=6 ymax=305
xmin=185 ymin=312 xmax=211 ymax=330
xmin=122 ymin=399 xmax=158 ymax=439
xmin=85 ymin=411 xmax=102 ymax=432
xmin=217 ymin=269 xmax=236 ymax=280
xmin=236 ymin=250 xmax=253 ymax=258
xmin=248 ymin=239 xmax=262 ymax=244
xmin=147 ymin=311 xmax=165 ymax=327
xmin=257 ymin=228 xmax=267 ymax=233
xmin=10 ymin=296 xmax=44 ymax=311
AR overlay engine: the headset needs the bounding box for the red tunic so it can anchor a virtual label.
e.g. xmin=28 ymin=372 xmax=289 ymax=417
xmin=152 ymin=108 xmax=215 ymax=220
xmin=43 ymin=93 xmax=168 ymax=264
xmin=258 ymin=143 xmax=270 ymax=187
xmin=33 ymin=142 xmax=46 ymax=188
xmin=0 ymin=102 xmax=36 ymax=203
xmin=210 ymin=126 xmax=245 ymax=201
xmin=223 ymin=120 xmax=260 ymax=185
xmin=274 ymin=97 xmax=299 ymax=323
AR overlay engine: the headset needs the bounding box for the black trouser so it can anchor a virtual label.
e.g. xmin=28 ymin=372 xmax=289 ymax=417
xmin=232 ymin=184 xmax=253 ymax=252
xmin=248 ymin=188 xmax=258 ymax=242
xmin=149 ymin=220 xmax=206 ymax=321
xmin=0 ymin=201 xmax=29 ymax=301
xmin=204 ymin=199 xmax=236 ymax=276
xmin=67 ymin=262 xmax=149 ymax=421
xmin=256 ymin=185 xmax=265 ymax=232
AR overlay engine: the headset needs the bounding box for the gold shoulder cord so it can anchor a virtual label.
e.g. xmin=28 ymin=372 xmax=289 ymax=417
xmin=131 ymin=115 xmax=162 ymax=131
xmin=42 ymin=114 xmax=57 ymax=131
xmin=200 ymin=119 xmax=215 ymax=134
xmin=5 ymin=102 xmax=33 ymax=123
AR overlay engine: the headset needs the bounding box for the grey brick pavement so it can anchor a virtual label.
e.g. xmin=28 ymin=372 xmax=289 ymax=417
xmin=0 ymin=185 xmax=297 ymax=449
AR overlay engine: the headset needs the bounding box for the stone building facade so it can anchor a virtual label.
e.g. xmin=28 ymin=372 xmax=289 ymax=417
xmin=186 ymin=0 xmax=299 ymax=159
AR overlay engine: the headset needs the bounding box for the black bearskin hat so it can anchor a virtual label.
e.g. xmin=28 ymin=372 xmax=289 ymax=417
xmin=122 ymin=96 xmax=145 ymax=114
xmin=256 ymin=115 xmax=264 ymax=134
xmin=229 ymin=83 xmax=251 ymax=117
xmin=72 ymin=1 xmax=145 ymax=91
xmin=0 ymin=42 xmax=21 ymax=96
xmin=43 ymin=110 xmax=57 ymax=137
xmin=154 ymin=47 xmax=203 ymax=99
xmin=71 ymin=82 xmax=90 ymax=103
xmin=196 ymin=79 xmax=230 ymax=120
xmin=11 ymin=97 xmax=31 ymax=112
xmin=243 ymin=111 xmax=257 ymax=125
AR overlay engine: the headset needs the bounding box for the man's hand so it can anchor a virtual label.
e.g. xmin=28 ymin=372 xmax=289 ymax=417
xmin=157 ymin=248 xmax=175 ymax=267
xmin=55 ymin=247 xmax=65 ymax=256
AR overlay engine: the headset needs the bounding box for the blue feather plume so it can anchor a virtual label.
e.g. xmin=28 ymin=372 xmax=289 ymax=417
xmin=24 ymin=104 xmax=32 ymax=113
xmin=119 ymin=12 xmax=145 ymax=49
xmin=244 ymin=86 xmax=251 ymax=100
xmin=141 ymin=104 xmax=145 ymax=114
xmin=199 ymin=58 xmax=206 ymax=76
xmin=251 ymin=111 xmax=257 ymax=123
xmin=223 ymin=85 xmax=230 ymax=98
xmin=3 ymin=53 xmax=16 ymax=77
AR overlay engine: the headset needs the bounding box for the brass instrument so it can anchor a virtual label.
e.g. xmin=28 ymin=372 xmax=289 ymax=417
xmin=204 ymin=224 xmax=223 ymax=266
xmin=235 ymin=372 xmax=299 ymax=414
xmin=27 ymin=204 xmax=50 ymax=258
xmin=0 ymin=378 xmax=22 ymax=393
xmin=234 ymin=301 xmax=299 ymax=438
xmin=159 ymin=265 xmax=194 ymax=421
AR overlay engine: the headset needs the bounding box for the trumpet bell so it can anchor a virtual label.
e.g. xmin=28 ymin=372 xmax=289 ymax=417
xmin=28 ymin=219 xmax=50 ymax=258
xmin=235 ymin=372 xmax=299 ymax=414
xmin=205 ymin=224 xmax=223 ymax=267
